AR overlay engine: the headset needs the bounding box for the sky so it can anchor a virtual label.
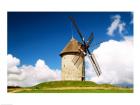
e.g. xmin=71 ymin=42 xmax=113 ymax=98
xmin=8 ymin=12 xmax=133 ymax=69
xmin=8 ymin=12 xmax=133 ymax=87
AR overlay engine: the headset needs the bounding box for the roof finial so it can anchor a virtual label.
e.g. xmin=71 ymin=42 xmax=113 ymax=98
xmin=71 ymin=34 xmax=74 ymax=40
xmin=71 ymin=34 xmax=75 ymax=41
xmin=71 ymin=21 xmax=74 ymax=40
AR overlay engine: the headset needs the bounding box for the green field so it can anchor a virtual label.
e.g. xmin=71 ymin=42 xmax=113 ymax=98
xmin=8 ymin=81 xmax=133 ymax=93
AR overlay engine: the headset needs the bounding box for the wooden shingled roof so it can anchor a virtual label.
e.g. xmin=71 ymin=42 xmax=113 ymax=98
xmin=60 ymin=37 xmax=82 ymax=56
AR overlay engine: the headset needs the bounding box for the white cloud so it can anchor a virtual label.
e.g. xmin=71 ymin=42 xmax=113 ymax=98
xmin=107 ymin=15 xmax=126 ymax=36
xmin=118 ymin=22 xmax=126 ymax=34
xmin=85 ymin=36 xmax=133 ymax=87
xmin=7 ymin=54 xmax=61 ymax=87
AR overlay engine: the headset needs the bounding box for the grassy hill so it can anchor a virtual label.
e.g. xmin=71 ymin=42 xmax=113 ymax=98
xmin=8 ymin=81 xmax=133 ymax=93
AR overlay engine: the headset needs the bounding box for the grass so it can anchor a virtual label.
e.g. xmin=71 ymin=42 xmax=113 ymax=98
xmin=32 ymin=81 xmax=97 ymax=88
xmin=17 ymin=89 xmax=132 ymax=93
xmin=8 ymin=81 xmax=133 ymax=93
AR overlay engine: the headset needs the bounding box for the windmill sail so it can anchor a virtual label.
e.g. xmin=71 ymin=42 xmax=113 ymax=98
xmin=88 ymin=53 xmax=101 ymax=76
xmin=72 ymin=55 xmax=80 ymax=65
xmin=72 ymin=53 xmax=84 ymax=68
xmin=86 ymin=32 xmax=94 ymax=46
xmin=69 ymin=16 xmax=86 ymax=44
xmin=69 ymin=16 xmax=102 ymax=78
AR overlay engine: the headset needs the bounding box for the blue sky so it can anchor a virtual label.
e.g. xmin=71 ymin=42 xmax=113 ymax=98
xmin=8 ymin=12 xmax=133 ymax=69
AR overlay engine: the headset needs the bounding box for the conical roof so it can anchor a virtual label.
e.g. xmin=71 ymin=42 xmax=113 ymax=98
xmin=60 ymin=37 xmax=81 ymax=56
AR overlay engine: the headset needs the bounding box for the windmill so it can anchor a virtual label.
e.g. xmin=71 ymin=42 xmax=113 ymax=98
xmin=60 ymin=16 xmax=101 ymax=81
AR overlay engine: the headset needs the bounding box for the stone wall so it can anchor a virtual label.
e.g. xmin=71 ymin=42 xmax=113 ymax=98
xmin=61 ymin=54 xmax=84 ymax=81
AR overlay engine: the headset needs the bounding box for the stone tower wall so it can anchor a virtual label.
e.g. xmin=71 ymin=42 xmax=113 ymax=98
xmin=61 ymin=54 xmax=84 ymax=81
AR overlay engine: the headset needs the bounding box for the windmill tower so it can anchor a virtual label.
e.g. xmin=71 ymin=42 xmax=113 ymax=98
xmin=60 ymin=37 xmax=85 ymax=81
xmin=60 ymin=16 xmax=102 ymax=81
